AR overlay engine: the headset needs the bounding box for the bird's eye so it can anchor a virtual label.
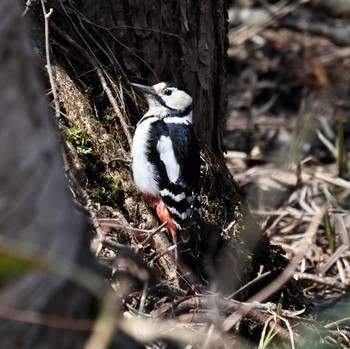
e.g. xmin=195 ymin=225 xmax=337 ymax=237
xmin=164 ymin=89 xmax=172 ymax=96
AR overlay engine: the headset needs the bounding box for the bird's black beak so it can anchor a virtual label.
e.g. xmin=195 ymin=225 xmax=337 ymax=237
xmin=130 ymin=83 xmax=155 ymax=96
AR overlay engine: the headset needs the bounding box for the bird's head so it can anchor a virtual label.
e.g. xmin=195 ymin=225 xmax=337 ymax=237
xmin=131 ymin=82 xmax=193 ymax=115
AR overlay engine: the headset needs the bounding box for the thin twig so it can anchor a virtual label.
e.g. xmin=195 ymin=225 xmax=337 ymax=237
xmin=150 ymin=245 xmax=177 ymax=266
xmin=97 ymin=219 xmax=167 ymax=242
xmin=40 ymin=0 xmax=60 ymax=119
xmin=142 ymin=222 xmax=168 ymax=245
xmin=294 ymin=272 xmax=349 ymax=291
xmin=22 ymin=0 xmax=38 ymax=18
xmin=227 ymin=271 xmax=272 ymax=299
xmin=102 ymin=239 xmax=139 ymax=253
xmin=96 ymin=67 xmax=133 ymax=148
xmin=123 ymin=301 xmax=152 ymax=318
xmin=139 ymin=282 xmax=149 ymax=313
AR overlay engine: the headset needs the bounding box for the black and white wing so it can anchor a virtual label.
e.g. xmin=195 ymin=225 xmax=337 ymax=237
xmin=147 ymin=119 xmax=201 ymax=231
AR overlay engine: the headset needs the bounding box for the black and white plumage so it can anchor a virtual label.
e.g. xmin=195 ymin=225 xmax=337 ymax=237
xmin=131 ymin=81 xmax=202 ymax=246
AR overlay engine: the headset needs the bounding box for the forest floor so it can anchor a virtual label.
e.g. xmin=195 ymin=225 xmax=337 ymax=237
xmin=222 ymin=1 xmax=350 ymax=347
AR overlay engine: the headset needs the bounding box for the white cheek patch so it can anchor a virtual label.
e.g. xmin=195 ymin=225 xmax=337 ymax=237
xmin=164 ymin=91 xmax=192 ymax=110
xmin=157 ymin=135 xmax=180 ymax=183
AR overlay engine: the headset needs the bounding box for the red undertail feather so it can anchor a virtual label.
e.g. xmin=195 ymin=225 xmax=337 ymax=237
xmin=142 ymin=193 xmax=160 ymax=206
xmin=142 ymin=193 xmax=177 ymax=245
xmin=155 ymin=202 xmax=177 ymax=245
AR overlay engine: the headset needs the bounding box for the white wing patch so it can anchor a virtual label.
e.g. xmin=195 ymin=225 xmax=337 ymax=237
xmin=157 ymin=135 xmax=180 ymax=183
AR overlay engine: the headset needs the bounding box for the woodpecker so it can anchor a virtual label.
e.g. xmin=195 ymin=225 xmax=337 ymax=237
xmin=131 ymin=81 xmax=202 ymax=248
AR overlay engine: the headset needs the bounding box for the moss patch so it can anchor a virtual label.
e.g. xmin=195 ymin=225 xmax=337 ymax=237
xmin=66 ymin=127 xmax=93 ymax=155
